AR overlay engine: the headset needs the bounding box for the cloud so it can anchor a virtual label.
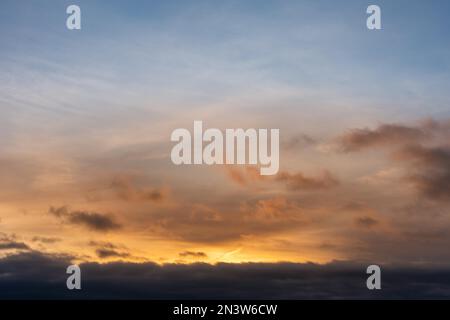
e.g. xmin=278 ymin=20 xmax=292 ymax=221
xmin=88 ymin=241 xmax=120 ymax=249
xmin=145 ymin=197 xmax=309 ymax=244
xmin=276 ymin=170 xmax=339 ymax=190
xmin=32 ymin=236 xmax=61 ymax=244
xmin=111 ymin=175 xmax=168 ymax=202
xmin=88 ymin=241 xmax=125 ymax=259
xmin=0 ymin=233 xmax=30 ymax=251
xmin=334 ymin=123 xmax=429 ymax=152
xmin=241 ymin=196 xmax=303 ymax=221
xmin=68 ymin=212 xmax=122 ymax=232
xmin=331 ymin=118 xmax=450 ymax=202
xmin=394 ymin=145 xmax=450 ymax=202
xmin=0 ymin=241 xmax=30 ymax=251
xmin=179 ymin=251 xmax=208 ymax=259
xmin=48 ymin=206 xmax=69 ymax=218
xmin=354 ymin=216 xmax=379 ymax=229
xmin=225 ymin=167 xmax=339 ymax=191
xmin=1 ymin=251 xmax=450 ymax=299
xmin=95 ymin=249 xmax=130 ymax=259
xmin=88 ymin=240 xmax=144 ymax=261
xmin=49 ymin=206 xmax=122 ymax=232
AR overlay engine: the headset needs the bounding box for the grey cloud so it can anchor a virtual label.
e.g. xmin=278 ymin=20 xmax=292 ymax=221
xmin=88 ymin=241 xmax=120 ymax=249
xmin=95 ymin=249 xmax=130 ymax=259
xmin=49 ymin=206 xmax=122 ymax=232
xmin=1 ymin=251 xmax=450 ymax=299
xmin=179 ymin=251 xmax=208 ymax=258
xmin=394 ymin=145 xmax=450 ymax=202
xmin=0 ymin=233 xmax=30 ymax=251
xmin=335 ymin=123 xmax=429 ymax=152
xmin=32 ymin=236 xmax=61 ymax=244
xmin=333 ymin=119 xmax=450 ymax=202
xmin=0 ymin=241 xmax=30 ymax=251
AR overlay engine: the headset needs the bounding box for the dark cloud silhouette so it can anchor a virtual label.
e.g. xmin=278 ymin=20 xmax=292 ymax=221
xmin=394 ymin=145 xmax=450 ymax=202
xmin=32 ymin=236 xmax=61 ymax=244
xmin=69 ymin=212 xmax=122 ymax=231
xmin=276 ymin=170 xmax=339 ymax=190
xmin=95 ymin=249 xmax=130 ymax=259
xmin=88 ymin=241 xmax=120 ymax=249
xmin=88 ymin=241 xmax=143 ymax=261
xmin=0 ymin=233 xmax=30 ymax=251
xmin=0 ymin=241 xmax=30 ymax=251
xmin=1 ymin=251 xmax=450 ymax=299
xmin=49 ymin=206 xmax=122 ymax=232
xmin=179 ymin=251 xmax=208 ymax=259
xmin=335 ymin=123 xmax=428 ymax=152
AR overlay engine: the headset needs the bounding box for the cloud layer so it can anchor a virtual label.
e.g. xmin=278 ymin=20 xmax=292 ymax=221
xmin=1 ymin=252 xmax=450 ymax=299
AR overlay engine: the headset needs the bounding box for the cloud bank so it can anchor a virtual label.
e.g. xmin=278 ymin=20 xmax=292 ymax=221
xmin=1 ymin=252 xmax=450 ymax=299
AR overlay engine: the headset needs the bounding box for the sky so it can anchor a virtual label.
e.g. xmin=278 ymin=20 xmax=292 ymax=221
xmin=0 ymin=0 xmax=450 ymax=298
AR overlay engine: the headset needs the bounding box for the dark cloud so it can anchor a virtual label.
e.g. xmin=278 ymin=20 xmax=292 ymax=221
xmin=0 ymin=233 xmax=30 ymax=251
xmin=95 ymin=249 xmax=130 ymax=259
xmin=69 ymin=212 xmax=122 ymax=231
xmin=394 ymin=145 xmax=450 ymax=202
xmin=1 ymin=251 xmax=450 ymax=299
xmin=48 ymin=206 xmax=69 ymax=218
xmin=333 ymin=119 xmax=450 ymax=202
xmin=355 ymin=216 xmax=379 ymax=228
xmin=32 ymin=236 xmax=61 ymax=244
xmin=88 ymin=241 xmax=143 ymax=261
xmin=395 ymin=145 xmax=450 ymax=168
xmin=88 ymin=241 xmax=119 ymax=249
xmin=276 ymin=170 xmax=339 ymax=190
xmin=49 ymin=206 xmax=122 ymax=232
xmin=335 ymin=123 xmax=429 ymax=152
xmin=179 ymin=251 xmax=208 ymax=259
xmin=0 ymin=241 xmax=30 ymax=251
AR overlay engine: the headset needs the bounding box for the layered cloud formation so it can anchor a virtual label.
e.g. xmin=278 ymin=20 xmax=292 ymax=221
xmin=1 ymin=0 xmax=449 ymax=298
xmin=2 ymin=251 xmax=450 ymax=299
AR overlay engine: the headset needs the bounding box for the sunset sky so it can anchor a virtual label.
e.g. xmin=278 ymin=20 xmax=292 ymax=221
xmin=0 ymin=0 xmax=450 ymax=298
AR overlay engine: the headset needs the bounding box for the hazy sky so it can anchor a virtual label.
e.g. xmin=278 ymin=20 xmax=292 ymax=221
xmin=0 ymin=0 xmax=449 ymax=273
